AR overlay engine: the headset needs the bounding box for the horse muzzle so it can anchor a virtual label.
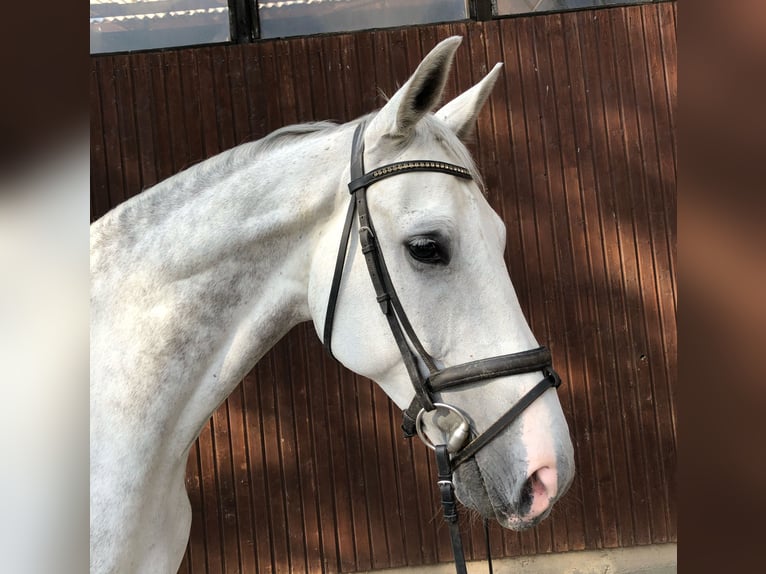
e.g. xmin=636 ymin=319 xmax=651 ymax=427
xmin=454 ymin=453 xmax=569 ymax=531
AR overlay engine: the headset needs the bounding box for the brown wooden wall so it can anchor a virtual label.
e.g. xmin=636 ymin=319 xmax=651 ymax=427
xmin=90 ymin=3 xmax=677 ymax=572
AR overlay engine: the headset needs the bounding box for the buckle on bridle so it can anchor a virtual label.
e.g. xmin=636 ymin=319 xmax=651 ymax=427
xmin=359 ymin=225 xmax=374 ymax=239
xmin=544 ymin=366 xmax=562 ymax=388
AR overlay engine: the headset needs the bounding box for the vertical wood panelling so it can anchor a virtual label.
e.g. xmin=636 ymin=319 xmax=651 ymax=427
xmin=90 ymin=62 xmax=108 ymax=221
xmin=90 ymin=4 xmax=676 ymax=572
xmin=559 ymin=10 xmax=614 ymax=551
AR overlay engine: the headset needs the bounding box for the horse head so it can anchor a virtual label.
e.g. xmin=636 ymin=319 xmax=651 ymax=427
xmin=307 ymin=37 xmax=574 ymax=530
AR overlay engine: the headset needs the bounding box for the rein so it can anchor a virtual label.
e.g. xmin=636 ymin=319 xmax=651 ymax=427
xmin=324 ymin=120 xmax=562 ymax=574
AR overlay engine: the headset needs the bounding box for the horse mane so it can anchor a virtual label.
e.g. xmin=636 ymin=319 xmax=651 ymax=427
xmin=252 ymin=113 xmax=485 ymax=190
xmin=109 ymin=112 xmax=485 ymax=227
xmin=183 ymin=120 xmax=346 ymax=187
xmin=255 ymin=120 xmax=343 ymax=153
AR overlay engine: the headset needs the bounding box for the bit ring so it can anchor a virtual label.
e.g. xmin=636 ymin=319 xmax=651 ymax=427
xmin=415 ymin=403 xmax=471 ymax=453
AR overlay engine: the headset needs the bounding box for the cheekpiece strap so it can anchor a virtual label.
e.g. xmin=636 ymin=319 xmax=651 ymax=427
xmin=322 ymin=121 xmax=368 ymax=358
xmin=401 ymin=397 xmax=425 ymax=438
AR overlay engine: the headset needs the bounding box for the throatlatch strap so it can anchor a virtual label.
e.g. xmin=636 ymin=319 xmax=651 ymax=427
xmin=323 ymin=121 xmax=369 ymax=358
xmin=323 ymin=198 xmax=357 ymax=358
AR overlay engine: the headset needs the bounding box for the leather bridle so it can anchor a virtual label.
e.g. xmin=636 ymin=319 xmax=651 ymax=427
xmin=323 ymin=120 xmax=562 ymax=574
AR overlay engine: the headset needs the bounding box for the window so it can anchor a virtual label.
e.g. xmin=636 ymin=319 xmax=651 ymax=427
xmin=496 ymin=0 xmax=660 ymax=16
xmin=259 ymin=0 xmax=468 ymax=39
xmin=90 ymin=0 xmax=231 ymax=54
xmin=89 ymin=0 xmax=668 ymax=54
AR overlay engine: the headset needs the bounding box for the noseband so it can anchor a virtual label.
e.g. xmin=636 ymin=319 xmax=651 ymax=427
xmin=323 ymin=120 xmax=562 ymax=573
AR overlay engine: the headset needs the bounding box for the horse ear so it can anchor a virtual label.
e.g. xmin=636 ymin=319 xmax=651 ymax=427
xmin=366 ymin=36 xmax=462 ymax=143
xmin=435 ymin=63 xmax=503 ymax=141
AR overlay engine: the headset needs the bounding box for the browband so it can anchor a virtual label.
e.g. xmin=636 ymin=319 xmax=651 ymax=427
xmin=348 ymin=160 xmax=472 ymax=194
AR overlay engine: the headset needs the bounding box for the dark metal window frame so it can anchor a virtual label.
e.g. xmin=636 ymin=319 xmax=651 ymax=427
xmin=228 ymin=0 xmax=257 ymax=43
xmin=92 ymin=0 xmax=668 ymax=55
xmin=227 ymin=0 xmax=666 ymax=44
xmin=228 ymin=1 xmax=492 ymax=43
xmin=471 ymin=0 xmax=494 ymax=21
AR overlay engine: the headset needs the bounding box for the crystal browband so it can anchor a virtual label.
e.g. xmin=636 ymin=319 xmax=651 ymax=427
xmin=348 ymin=160 xmax=473 ymax=194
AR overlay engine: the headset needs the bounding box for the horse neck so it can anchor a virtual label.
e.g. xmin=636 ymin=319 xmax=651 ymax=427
xmin=91 ymin=123 xmax=352 ymax=460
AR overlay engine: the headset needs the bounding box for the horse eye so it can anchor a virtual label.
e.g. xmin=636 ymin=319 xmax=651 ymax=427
xmin=407 ymin=236 xmax=450 ymax=265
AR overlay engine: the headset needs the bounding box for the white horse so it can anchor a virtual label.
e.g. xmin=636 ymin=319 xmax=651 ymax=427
xmin=90 ymin=36 xmax=574 ymax=573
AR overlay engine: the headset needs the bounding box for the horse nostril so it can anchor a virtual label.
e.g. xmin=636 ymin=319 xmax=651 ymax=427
xmin=532 ymin=466 xmax=558 ymax=500
xmin=519 ymin=466 xmax=558 ymax=519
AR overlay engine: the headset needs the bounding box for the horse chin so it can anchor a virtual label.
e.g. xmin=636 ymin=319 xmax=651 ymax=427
xmin=454 ymin=459 xmax=553 ymax=532
xmin=453 ymin=459 xmax=496 ymax=518
xmin=495 ymin=508 xmax=553 ymax=531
